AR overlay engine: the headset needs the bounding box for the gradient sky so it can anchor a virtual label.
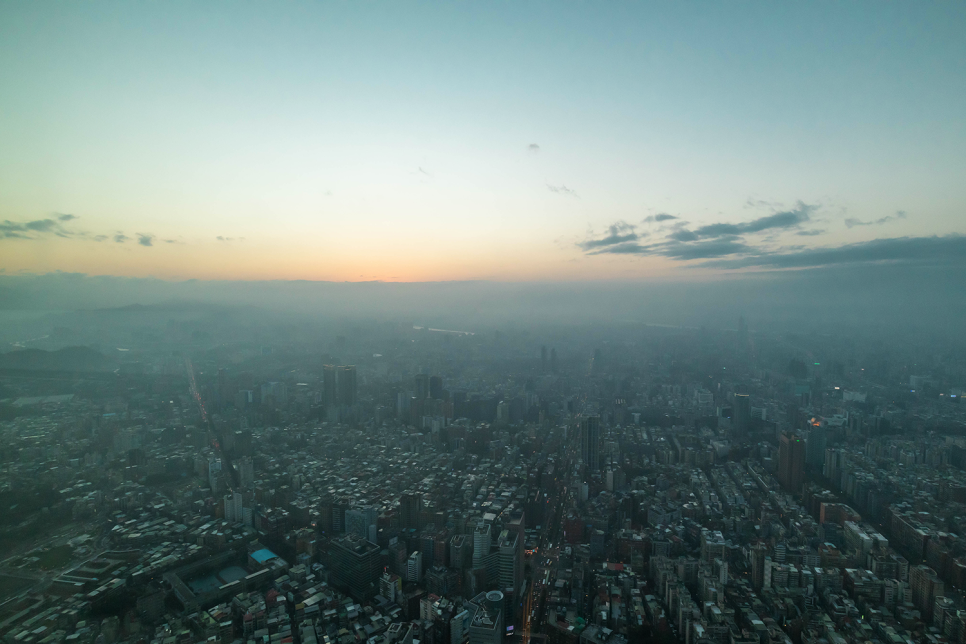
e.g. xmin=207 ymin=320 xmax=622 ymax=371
xmin=1 ymin=2 xmax=965 ymax=281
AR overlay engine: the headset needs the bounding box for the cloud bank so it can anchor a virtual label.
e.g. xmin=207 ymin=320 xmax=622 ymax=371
xmin=576 ymin=202 xmax=953 ymax=270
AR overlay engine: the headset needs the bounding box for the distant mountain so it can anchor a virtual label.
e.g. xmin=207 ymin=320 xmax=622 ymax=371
xmin=0 ymin=346 xmax=117 ymax=372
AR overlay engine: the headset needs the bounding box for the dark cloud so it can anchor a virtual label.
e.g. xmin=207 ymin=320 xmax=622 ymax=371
xmin=797 ymin=229 xmax=825 ymax=236
xmin=93 ymin=235 xmax=108 ymax=242
xmin=668 ymin=229 xmax=699 ymax=242
xmin=588 ymin=242 xmax=649 ymax=255
xmin=662 ymin=239 xmax=753 ymax=260
xmin=56 ymin=213 xmax=78 ymax=222
xmin=114 ymin=233 xmax=129 ymax=243
xmin=844 ymin=210 xmax=908 ymax=228
xmin=687 ymin=202 xmax=816 ymax=239
xmin=1 ymin=217 xmax=76 ymax=238
xmin=418 ymin=167 xmax=432 ymax=176
xmin=528 ymin=143 xmax=540 ymax=153
xmin=547 ymin=184 xmax=579 ymax=198
xmin=25 ymin=219 xmax=58 ymax=232
xmin=580 ymin=201 xmax=821 ymax=262
xmin=577 ymin=222 xmax=643 ymax=251
xmin=587 ymin=237 xmax=751 ymax=260
xmin=137 ymin=234 xmax=154 ymax=247
xmin=703 ymin=235 xmax=966 ymax=269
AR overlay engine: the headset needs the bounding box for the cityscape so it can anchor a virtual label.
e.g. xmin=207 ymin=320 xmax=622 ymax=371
xmin=1 ymin=311 xmax=966 ymax=644
xmin=1 ymin=4 xmax=966 ymax=644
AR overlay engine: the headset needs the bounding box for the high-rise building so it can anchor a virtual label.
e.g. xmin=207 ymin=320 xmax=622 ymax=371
xmin=910 ymin=564 xmax=944 ymax=622
xmin=329 ymin=533 xmax=382 ymax=600
xmin=451 ymin=609 xmax=472 ymax=644
xmin=581 ymin=415 xmax=600 ymax=473
xmin=208 ymin=458 xmax=222 ymax=494
xmin=224 ymin=491 xmax=245 ymax=524
xmin=407 ymin=551 xmax=423 ymax=583
xmin=430 ymin=375 xmax=443 ymax=400
xmin=733 ymin=393 xmax=751 ymax=436
xmin=450 ymin=534 xmax=471 ymax=569
xmin=541 ymin=346 xmax=548 ymax=372
xmin=323 ymin=364 xmax=357 ymax=421
xmin=380 ymin=572 xmax=401 ymax=604
xmin=389 ymin=537 xmax=409 ymax=577
xmin=550 ymin=348 xmax=558 ymax=373
xmin=400 ymin=493 xmax=422 ymax=531
xmin=260 ymin=381 xmax=288 ymax=406
xmin=497 ymin=529 xmax=522 ymax=616
xmin=751 ymin=543 xmax=768 ymax=591
xmin=468 ymin=591 xmax=504 ymax=644
xmin=778 ymin=431 xmax=806 ymax=493
xmin=473 ymin=523 xmax=491 ymax=568
xmin=345 ymin=507 xmax=379 ymax=543
xmin=323 ymin=364 xmax=338 ymax=408
xmin=415 ymin=374 xmax=431 ymax=400
xmin=806 ymin=421 xmax=827 ymax=468
xmin=339 ymin=366 xmax=357 ymax=406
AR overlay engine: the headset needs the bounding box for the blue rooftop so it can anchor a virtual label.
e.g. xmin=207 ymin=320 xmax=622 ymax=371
xmin=251 ymin=548 xmax=279 ymax=563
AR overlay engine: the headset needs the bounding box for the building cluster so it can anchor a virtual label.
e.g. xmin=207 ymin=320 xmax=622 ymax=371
xmin=3 ymin=321 xmax=966 ymax=644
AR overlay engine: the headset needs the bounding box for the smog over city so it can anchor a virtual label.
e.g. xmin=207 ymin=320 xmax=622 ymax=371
xmin=1 ymin=5 xmax=966 ymax=644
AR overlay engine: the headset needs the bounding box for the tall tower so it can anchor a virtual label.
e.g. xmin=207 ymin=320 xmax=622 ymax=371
xmin=581 ymin=415 xmax=600 ymax=473
xmin=778 ymin=431 xmax=805 ymax=494
xmin=414 ymin=374 xmax=431 ymax=400
xmin=429 ymin=376 xmax=443 ymax=400
xmin=733 ymin=393 xmax=751 ymax=437
xmin=323 ymin=364 xmax=338 ymax=408
xmin=400 ymin=493 xmax=422 ymax=531
xmin=751 ymin=543 xmax=767 ymax=591
xmin=473 ymin=522 xmax=491 ymax=568
xmin=806 ymin=421 xmax=827 ymax=468
xmin=339 ymin=366 xmax=357 ymax=407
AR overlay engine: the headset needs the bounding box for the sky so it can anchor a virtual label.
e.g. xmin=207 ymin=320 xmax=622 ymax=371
xmin=1 ymin=2 xmax=965 ymax=282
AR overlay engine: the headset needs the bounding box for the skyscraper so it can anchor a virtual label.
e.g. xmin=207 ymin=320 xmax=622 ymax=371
xmin=497 ymin=529 xmax=523 ymax=617
xmin=910 ymin=564 xmax=944 ymax=622
xmin=806 ymin=421 xmax=827 ymax=468
xmin=415 ymin=374 xmax=430 ymax=400
xmin=323 ymin=364 xmax=338 ymax=408
xmin=778 ymin=431 xmax=805 ymax=493
xmin=468 ymin=591 xmax=504 ymax=644
xmin=429 ymin=375 xmax=443 ymax=400
xmin=407 ymin=551 xmax=423 ymax=583
xmin=339 ymin=366 xmax=357 ymax=406
xmin=323 ymin=364 xmax=357 ymax=421
xmin=751 ymin=543 xmax=767 ymax=591
xmin=329 ymin=533 xmax=382 ymax=600
xmin=733 ymin=393 xmax=751 ymax=436
xmin=473 ymin=522 xmax=491 ymax=568
xmin=581 ymin=415 xmax=600 ymax=473
xmin=400 ymin=493 xmax=422 ymax=531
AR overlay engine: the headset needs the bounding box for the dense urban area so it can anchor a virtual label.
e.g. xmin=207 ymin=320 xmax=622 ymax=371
xmin=2 ymin=307 xmax=966 ymax=644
